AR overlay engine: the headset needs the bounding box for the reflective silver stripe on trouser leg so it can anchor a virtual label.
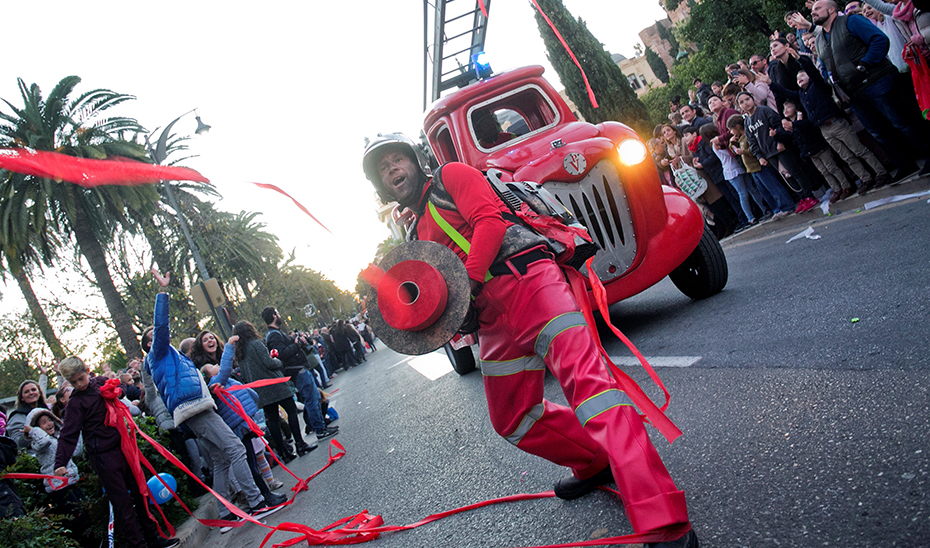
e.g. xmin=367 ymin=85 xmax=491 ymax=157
xmin=481 ymin=355 xmax=546 ymax=377
xmin=504 ymin=403 xmax=545 ymax=446
xmin=534 ymin=312 xmax=587 ymax=359
xmin=574 ymin=389 xmax=633 ymax=427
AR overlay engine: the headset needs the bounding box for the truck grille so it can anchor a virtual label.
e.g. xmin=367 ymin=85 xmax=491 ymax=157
xmin=543 ymin=160 xmax=636 ymax=282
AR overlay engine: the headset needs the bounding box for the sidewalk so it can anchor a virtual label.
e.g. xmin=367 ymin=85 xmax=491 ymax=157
xmin=720 ymin=172 xmax=930 ymax=246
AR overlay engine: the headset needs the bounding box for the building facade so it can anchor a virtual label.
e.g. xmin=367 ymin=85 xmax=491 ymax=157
xmin=612 ymin=53 xmax=664 ymax=97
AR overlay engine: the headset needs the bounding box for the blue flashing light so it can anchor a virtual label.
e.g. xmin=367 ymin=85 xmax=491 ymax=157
xmin=472 ymin=51 xmax=492 ymax=79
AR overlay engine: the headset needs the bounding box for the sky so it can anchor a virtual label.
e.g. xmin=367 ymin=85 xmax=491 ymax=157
xmin=0 ymin=1 xmax=668 ymax=352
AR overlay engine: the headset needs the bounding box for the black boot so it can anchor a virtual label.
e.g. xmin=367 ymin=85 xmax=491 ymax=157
xmin=647 ymin=529 xmax=699 ymax=548
xmin=553 ymin=466 xmax=614 ymax=500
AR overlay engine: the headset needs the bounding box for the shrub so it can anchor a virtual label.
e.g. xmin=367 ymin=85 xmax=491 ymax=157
xmin=0 ymin=508 xmax=80 ymax=548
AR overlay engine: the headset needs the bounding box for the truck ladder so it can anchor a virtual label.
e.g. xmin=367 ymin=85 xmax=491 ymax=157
xmin=423 ymin=0 xmax=491 ymax=109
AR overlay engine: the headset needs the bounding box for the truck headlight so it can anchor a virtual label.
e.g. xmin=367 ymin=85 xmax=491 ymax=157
xmin=617 ymin=138 xmax=647 ymax=166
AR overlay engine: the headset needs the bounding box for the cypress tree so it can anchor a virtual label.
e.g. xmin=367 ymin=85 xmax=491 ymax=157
xmin=533 ymin=0 xmax=651 ymax=136
xmin=645 ymin=46 xmax=670 ymax=84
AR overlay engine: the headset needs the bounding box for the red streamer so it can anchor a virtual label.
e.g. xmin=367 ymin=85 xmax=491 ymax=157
xmin=213 ymin=379 xmax=311 ymax=492
xmin=2 ymin=472 xmax=70 ymax=491
xmin=478 ymin=0 xmax=488 ymax=18
xmin=4 ymin=369 xmax=682 ymax=545
xmin=249 ymin=182 xmax=333 ymax=234
xmin=529 ymin=0 xmax=599 ymax=109
xmin=0 ymin=148 xmax=209 ymax=187
xmin=563 ymin=262 xmax=682 ymax=443
xmin=100 ymin=378 xmax=177 ymax=538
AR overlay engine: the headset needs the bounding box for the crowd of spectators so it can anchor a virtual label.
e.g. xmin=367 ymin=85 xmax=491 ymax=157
xmin=648 ymin=0 xmax=930 ymax=239
xmin=0 ymin=268 xmax=378 ymax=546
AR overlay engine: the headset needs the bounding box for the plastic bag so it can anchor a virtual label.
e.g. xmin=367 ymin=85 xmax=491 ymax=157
xmin=672 ymin=163 xmax=707 ymax=200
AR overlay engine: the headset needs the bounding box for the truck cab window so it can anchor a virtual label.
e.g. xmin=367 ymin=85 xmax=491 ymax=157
xmin=430 ymin=124 xmax=459 ymax=163
xmin=469 ymin=86 xmax=559 ymax=152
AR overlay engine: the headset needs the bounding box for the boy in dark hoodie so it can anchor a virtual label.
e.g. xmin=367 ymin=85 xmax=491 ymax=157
xmin=779 ymin=99 xmax=855 ymax=202
xmin=54 ymin=356 xmax=180 ymax=548
xmin=738 ymin=91 xmax=821 ymax=213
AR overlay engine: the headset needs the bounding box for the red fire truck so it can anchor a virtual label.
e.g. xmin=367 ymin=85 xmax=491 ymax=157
xmin=413 ymin=2 xmax=725 ymax=374
xmin=422 ymin=65 xmax=726 ymax=374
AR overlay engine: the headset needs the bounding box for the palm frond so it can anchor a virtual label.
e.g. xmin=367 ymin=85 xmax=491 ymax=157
xmin=91 ymin=116 xmax=146 ymax=137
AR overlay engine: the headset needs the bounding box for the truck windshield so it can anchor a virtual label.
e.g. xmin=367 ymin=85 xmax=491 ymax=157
xmin=468 ymin=85 xmax=558 ymax=152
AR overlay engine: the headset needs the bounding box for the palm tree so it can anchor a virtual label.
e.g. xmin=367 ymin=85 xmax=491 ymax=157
xmin=0 ymin=76 xmax=161 ymax=358
xmin=187 ymin=204 xmax=283 ymax=321
xmin=0 ymin=169 xmax=67 ymax=358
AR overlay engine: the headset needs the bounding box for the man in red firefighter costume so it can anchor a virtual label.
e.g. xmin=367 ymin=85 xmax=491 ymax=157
xmin=362 ymin=134 xmax=698 ymax=548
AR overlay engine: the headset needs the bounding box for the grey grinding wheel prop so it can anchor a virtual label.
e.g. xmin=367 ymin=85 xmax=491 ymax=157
xmin=365 ymin=240 xmax=471 ymax=356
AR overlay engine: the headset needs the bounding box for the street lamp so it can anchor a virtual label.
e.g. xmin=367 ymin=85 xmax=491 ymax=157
xmin=147 ymin=109 xmax=232 ymax=340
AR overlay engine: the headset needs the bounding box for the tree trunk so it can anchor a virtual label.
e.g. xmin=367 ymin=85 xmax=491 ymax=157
xmin=134 ymin=209 xmax=174 ymax=276
xmin=237 ymin=276 xmax=257 ymax=309
xmin=8 ymin=256 xmax=67 ymax=359
xmin=70 ymin=188 xmax=144 ymax=359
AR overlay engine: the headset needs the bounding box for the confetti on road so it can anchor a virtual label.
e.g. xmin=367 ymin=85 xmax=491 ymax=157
xmin=864 ymin=189 xmax=930 ymax=210
xmin=786 ymin=226 xmax=821 ymax=243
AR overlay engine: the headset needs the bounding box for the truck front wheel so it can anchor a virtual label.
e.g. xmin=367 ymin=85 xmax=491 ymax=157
xmin=444 ymin=343 xmax=477 ymax=375
xmin=669 ymin=226 xmax=728 ymax=300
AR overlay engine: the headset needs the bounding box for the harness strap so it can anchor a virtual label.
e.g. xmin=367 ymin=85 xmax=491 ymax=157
xmin=426 ymin=201 xmax=493 ymax=283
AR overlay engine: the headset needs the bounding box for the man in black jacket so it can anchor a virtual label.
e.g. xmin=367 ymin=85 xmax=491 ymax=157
xmin=791 ymin=0 xmax=930 ymax=179
xmin=262 ymin=307 xmax=338 ymax=439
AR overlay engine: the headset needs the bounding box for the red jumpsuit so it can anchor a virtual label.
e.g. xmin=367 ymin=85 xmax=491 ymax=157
xmin=415 ymin=163 xmax=690 ymax=533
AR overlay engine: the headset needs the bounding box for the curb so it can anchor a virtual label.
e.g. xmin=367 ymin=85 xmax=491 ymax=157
xmin=175 ymin=493 xmax=219 ymax=548
xmin=720 ymin=173 xmax=929 ymax=247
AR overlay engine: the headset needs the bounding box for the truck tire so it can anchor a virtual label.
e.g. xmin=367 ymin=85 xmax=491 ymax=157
xmin=669 ymin=226 xmax=728 ymax=300
xmin=444 ymin=343 xmax=477 ymax=375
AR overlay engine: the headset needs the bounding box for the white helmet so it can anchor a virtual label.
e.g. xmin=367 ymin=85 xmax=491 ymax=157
xmin=362 ymin=133 xmax=431 ymax=201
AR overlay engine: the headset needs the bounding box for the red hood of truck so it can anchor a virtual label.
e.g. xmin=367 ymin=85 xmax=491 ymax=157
xmin=483 ymin=122 xmax=598 ymax=174
xmin=483 ymin=121 xmax=623 ymax=183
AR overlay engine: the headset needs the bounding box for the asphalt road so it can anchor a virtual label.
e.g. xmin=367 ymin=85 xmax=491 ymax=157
xmin=199 ymin=180 xmax=929 ymax=548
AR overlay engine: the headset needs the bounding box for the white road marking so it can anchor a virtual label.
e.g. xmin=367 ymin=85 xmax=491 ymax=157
xmin=608 ymin=356 xmax=702 ymax=368
xmin=387 ymin=356 xmax=416 ymax=369
xmin=407 ymin=352 xmax=454 ymax=380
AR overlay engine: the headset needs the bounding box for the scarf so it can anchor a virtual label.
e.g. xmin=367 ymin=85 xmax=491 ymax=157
xmin=687 ymin=135 xmax=702 ymax=154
